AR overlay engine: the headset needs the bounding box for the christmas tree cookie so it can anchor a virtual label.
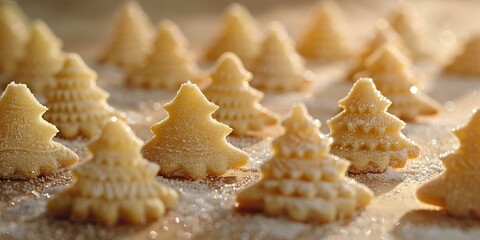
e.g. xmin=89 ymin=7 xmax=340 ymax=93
xmin=417 ymin=109 xmax=480 ymax=219
xmin=327 ymin=78 xmax=420 ymax=173
xmin=99 ymin=1 xmax=154 ymax=69
xmin=47 ymin=119 xmax=178 ymax=226
xmin=204 ymin=3 xmax=259 ymax=67
xmin=44 ymin=53 xmax=117 ymax=139
xmin=142 ymin=82 xmax=249 ymax=179
xmin=297 ymin=0 xmax=352 ymax=61
xmin=444 ymin=34 xmax=480 ymax=76
xmin=237 ymin=104 xmax=373 ymax=222
xmin=0 ymin=82 xmax=78 ymax=180
xmin=251 ymin=22 xmax=313 ymax=92
xmin=126 ymin=20 xmax=206 ymax=89
xmin=0 ymin=3 xmax=29 ymax=77
xmin=357 ymin=44 xmax=440 ymax=121
xmin=203 ymin=52 xmax=279 ymax=135
xmin=9 ymin=20 xmax=63 ymax=93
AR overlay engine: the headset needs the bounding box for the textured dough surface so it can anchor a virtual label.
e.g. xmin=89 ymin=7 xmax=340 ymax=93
xmin=444 ymin=35 xmax=480 ymax=76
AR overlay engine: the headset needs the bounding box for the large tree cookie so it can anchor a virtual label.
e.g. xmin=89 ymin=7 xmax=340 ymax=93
xmin=142 ymin=82 xmax=249 ymax=179
xmin=237 ymin=104 xmax=373 ymax=222
xmin=9 ymin=20 xmax=63 ymax=94
xmin=327 ymin=78 xmax=420 ymax=173
xmin=44 ymin=53 xmax=117 ymax=139
xmin=126 ymin=20 xmax=206 ymax=89
xmin=47 ymin=119 xmax=178 ymax=226
xmin=203 ymin=52 xmax=278 ymax=135
xmin=250 ymin=22 xmax=313 ymax=92
xmin=0 ymin=82 xmax=78 ymax=180
xmin=99 ymin=1 xmax=154 ymax=69
xmin=297 ymin=0 xmax=352 ymax=61
xmin=356 ymin=43 xmax=440 ymax=121
xmin=204 ymin=3 xmax=259 ymax=67
xmin=417 ymin=109 xmax=480 ymax=219
xmin=444 ymin=34 xmax=480 ymax=77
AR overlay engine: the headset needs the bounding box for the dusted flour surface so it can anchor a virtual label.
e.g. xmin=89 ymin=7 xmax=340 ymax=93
xmin=356 ymin=44 xmax=440 ymax=121
xmin=9 ymin=20 xmax=63 ymax=94
xmin=0 ymin=83 xmax=78 ymax=180
xmin=142 ymin=82 xmax=249 ymax=179
xmin=0 ymin=3 xmax=28 ymax=78
xmin=203 ymin=53 xmax=278 ymax=135
xmin=327 ymin=78 xmax=420 ymax=173
xmin=444 ymin=35 xmax=480 ymax=77
xmin=47 ymin=119 xmax=178 ymax=226
xmin=204 ymin=3 xmax=259 ymax=67
xmin=250 ymin=22 xmax=313 ymax=92
xmin=237 ymin=104 xmax=373 ymax=222
xmin=297 ymin=0 xmax=352 ymax=61
xmin=44 ymin=53 xmax=117 ymax=139
xmin=417 ymin=109 xmax=480 ymax=219
xmin=98 ymin=1 xmax=154 ymax=70
xmin=126 ymin=20 xmax=206 ymax=89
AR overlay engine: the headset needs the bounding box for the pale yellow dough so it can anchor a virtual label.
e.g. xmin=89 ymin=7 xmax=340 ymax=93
xmin=417 ymin=109 xmax=480 ymax=219
xmin=203 ymin=52 xmax=279 ymax=135
xmin=126 ymin=20 xmax=206 ymax=89
xmin=142 ymin=82 xmax=249 ymax=179
xmin=204 ymin=3 xmax=259 ymax=67
xmin=47 ymin=119 xmax=178 ymax=226
xmin=250 ymin=22 xmax=313 ymax=92
xmin=0 ymin=82 xmax=78 ymax=180
xmin=237 ymin=104 xmax=373 ymax=222
xmin=444 ymin=34 xmax=480 ymax=76
xmin=356 ymin=44 xmax=440 ymax=121
xmin=297 ymin=0 xmax=352 ymax=61
xmin=327 ymin=78 xmax=420 ymax=173
xmin=0 ymin=3 xmax=28 ymax=77
xmin=99 ymin=1 xmax=154 ymax=69
xmin=9 ymin=20 xmax=63 ymax=94
xmin=44 ymin=53 xmax=117 ymax=139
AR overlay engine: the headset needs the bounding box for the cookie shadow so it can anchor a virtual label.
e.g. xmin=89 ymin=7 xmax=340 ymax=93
xmin=349 ymin=168 xmax=406 ymax=196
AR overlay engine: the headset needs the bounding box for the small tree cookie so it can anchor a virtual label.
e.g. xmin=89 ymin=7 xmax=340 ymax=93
xmin=44 ymin=53 xmax=117 ymax=139
xmin=47 ymin=119 xmax=178 ymax=226
xmin=99 ymin=1 xmax=154 ymax=69
xmin=142 ymin=82 xmax=249 ymax=179
xmin=237 ymin=104 xmax=373 ymax=222
xmin=126 ymin=20 xmax=206 ymax=89
xmin=204 ymin=3 xmax=259 ymax=67
xmin=203 ymin=52 xmax=279 ymax=135
xmin=444 ymin=34 xmax=480 ymax=76
xmin=357 ymin=44 xmax=440 ymax=121
xmin=417 ymin=109 xmax=480 ymax=219
xmin=9 ymin=20 xmax=63 ymax=94
xmin=327 ymin=78 xmax=420 ymax=173
xmin=0 ymin=82 xmax=78 ymax=180
xmin=250 ymin=22 xmax=313 ymax=92
xmin=297 ymin=0 xmax=352 ymax=61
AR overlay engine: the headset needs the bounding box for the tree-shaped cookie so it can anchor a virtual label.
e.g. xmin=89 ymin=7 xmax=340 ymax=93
xmin=0 ymin=3 xmax=29 ymax=77
xmin=417 ymin=109 xmax=480 ymax=219
xmin=203 ymin=52 xmax=279 ymax=135
xmin=250 ymin=22 xmax=313 ymax=92
xmin=347 ymin=19 xmax=409 ymax=81
xmin=9 ymin=20 xmax=63 ymax=94
xmin=357 ymin=44 xmax=440 ymax=121
xmin=204 ymin=3 xmax=259 ymax=67
xmin=142 ymin=82 xmax=249 ymax=179
xmin=0 ymin=82 xmax=78 ymax=180
xmin=444 ymin=34 xmax=480 ymax=76
xmin=126 ymin=20 xmax=206 ymax=89
xmin=99 ymin=1 xmax=154 ymax=69
xmin=47 ymin=119 xmax=178 ymax=226
xmin=297 ymin=0 xmax=352 ymax=61
xmin=236 ymin=104 xmax=373 ymax=222
xmin=327 ymin=78 xmax=420 ymax=173
xmin=44 ymin=53 xmax=117 ymax=139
